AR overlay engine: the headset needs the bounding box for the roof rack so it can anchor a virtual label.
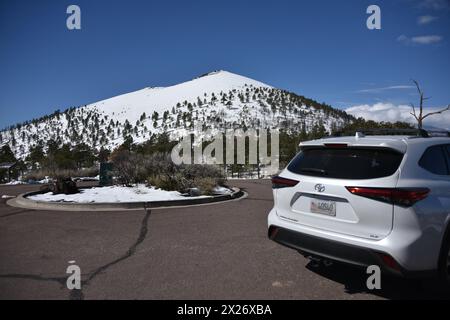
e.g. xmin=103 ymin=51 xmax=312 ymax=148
xmin=334 ymin=128 xmax=450 ymax=138
xmin=359 ymin=128 xmax=429 ymax=137
xmin=423 ymin=129 xmax=450 ymax=137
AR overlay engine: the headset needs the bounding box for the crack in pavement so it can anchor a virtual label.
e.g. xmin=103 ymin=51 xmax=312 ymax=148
xmin=0 ymin=209 xmax=35 ymax=218
xmin=0 ymin=208 xmax=152 ymax=300
xmin=0 ymin=273 xmax=87 ymax=300
xmin=84 ymin=209 xmax=151 ymax=284
xmin=0 ymin=273 xmax=66 ymax=284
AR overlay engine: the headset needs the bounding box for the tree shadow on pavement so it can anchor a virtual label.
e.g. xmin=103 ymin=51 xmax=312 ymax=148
xmin=305 ymin=260 xmax=450 ymax=300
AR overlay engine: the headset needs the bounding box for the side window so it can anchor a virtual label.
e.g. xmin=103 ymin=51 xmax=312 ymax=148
xmin=419 ymin=145 xmax=449 ymax=175
xmin=445 ymin=145 xmax=450 ymax=168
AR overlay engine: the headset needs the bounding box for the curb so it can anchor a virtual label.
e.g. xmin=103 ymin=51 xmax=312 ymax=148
xmin=7 ymin=187 xmax=246 ymax=212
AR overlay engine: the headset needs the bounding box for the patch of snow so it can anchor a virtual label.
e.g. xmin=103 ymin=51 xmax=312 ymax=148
xmin=37 ymin=176 xmax=53 ymax=184
xmin=212 ymin=186 xmax=233 ymax=195
xmin=228 ymin=177 xmax=271 ymax=180
xmin=2 ymin=180 xmax=26 ymax=185
xmin=1 ymin=177 xmax=54 ymax=185
xmin=73 ymin=175 xmax=100 ymax=182
xmin=1 ymin=195 xmax=15 ymax=199
xmin=27 ymin=184 xmax=209 ymax=203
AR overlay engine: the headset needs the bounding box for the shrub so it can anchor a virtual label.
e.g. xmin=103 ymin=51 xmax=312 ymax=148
xmin=147 ymin=174 xmax=182 ymax=191
xmin=110 ymin=149 xmax=145 ymax=186
xmin=74 ymin=167 xmax=99 ymax=178
xmin=110 ymin=148 xmax=226 ymax=193
xmin=22 ymin=167 xmax=99 ymax=182
xmin=192 ymin=177 xmax=217 ymax=195
xmin=147 ymin=167 xmax=225 ymax=195
xmin=143 ymin=154 xmax=226 ymax=194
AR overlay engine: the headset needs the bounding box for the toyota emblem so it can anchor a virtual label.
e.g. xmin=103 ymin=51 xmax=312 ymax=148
xmin=315 ymin=184 xmax=325 ymax=193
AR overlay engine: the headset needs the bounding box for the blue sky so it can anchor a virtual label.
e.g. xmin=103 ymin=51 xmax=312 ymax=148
xmin=1 ymin=0 xmax=449 ymax=129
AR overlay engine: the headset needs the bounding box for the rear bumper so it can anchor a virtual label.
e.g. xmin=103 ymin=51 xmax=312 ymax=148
xmin=269 ymin=225 xmax=384 ymax=268
xmin=268 ymin=225 xmax=436 ymax=278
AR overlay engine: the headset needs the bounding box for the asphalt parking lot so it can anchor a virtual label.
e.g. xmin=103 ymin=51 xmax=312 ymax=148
xmin=0 ymin=180 xmax=448 ymax=300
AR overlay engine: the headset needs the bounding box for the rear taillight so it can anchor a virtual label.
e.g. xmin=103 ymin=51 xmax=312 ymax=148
xmin=379 ymin=253 xmax=401 ymax=272
xmin=346 ymin=187 xmax=429 ymax=207
xmin=271 ymin=176 xmax=299 ymax=189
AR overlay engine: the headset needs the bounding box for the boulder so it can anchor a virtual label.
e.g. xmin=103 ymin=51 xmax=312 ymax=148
xmin=50 ymin=177 xmax=79 ymax=195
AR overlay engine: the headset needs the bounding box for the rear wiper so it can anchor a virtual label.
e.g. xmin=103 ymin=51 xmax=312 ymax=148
xmin=299 ymin=168 xmax=328 ymax=176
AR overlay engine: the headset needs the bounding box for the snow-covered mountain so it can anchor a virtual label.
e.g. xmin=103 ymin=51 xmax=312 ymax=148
xmin=0 ymin=70 xmax=354 ymax=158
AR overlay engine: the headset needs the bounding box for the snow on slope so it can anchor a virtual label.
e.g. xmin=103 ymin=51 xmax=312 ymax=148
xmin=85 ymin=70 xmax=272 ymax=123
xmin=0 ymin=70 xmax=352 ymax=158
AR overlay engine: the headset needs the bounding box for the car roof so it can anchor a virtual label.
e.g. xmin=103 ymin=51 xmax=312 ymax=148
xmin=299 ymin=135 xmax=450 ymax=154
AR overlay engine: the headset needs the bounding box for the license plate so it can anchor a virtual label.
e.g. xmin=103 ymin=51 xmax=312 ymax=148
xmin=310 ymin=199 xmax=336 ymax=216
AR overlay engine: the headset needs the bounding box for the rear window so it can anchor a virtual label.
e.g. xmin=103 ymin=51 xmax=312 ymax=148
xmin=287 ymin=147 xmax=404 ymax=179
xmin=419 ymin=145 xmax=449 ymax=175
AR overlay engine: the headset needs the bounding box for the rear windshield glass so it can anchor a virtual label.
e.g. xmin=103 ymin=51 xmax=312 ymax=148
xmin=287 ymin=147 xmax=404 ymax=179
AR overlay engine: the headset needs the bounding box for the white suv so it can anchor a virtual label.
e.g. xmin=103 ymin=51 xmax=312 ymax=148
xmin=268 ymin=130 xmax=450 ymax=283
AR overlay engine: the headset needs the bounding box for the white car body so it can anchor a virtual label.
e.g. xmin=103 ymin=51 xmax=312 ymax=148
xmin=268 ymin=133 xmax=450 ymax=278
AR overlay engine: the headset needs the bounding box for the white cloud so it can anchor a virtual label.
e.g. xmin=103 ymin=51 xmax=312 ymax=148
xmin=356 ymin=85 xmax=415 ymax=93
xmin=417 ymin=15 xmax=438 ymax=25
xmin=412 ymin=35 xmax=443 ymax=44
xmin=397 ymin=34 xmax=409 ymax=44
xmin=397 ymin=34 xmax=443 ymax=45
xmin=419 ymin=0 xmax=449 ymax=10
xmin=345 ymin=102 xmax=450 ymax=129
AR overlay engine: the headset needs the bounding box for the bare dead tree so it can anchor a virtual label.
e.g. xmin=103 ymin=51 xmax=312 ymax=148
xmin=410 ymin=79 xmax=450 ymax=129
